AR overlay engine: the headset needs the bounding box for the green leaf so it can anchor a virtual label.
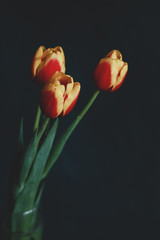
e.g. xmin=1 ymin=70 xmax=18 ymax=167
xmin=17 ymin=129 xmax=39 ymax=193
xmin=12 ymin=117 xmax=50 ymax=204
xmin=33 ymin=106 xmax=41 ymax=133
xmin=43 ymin=89 xmax=100 ymax=178
xmin=34 ymin=179 xmax=45 ymax=206
xmin=27 ymin=118 xmax=58 ymax=184
xmin=37 ymin=117 xmax=50 ymax=142
xmin=13 ymin=119 xmax=59 ymax=211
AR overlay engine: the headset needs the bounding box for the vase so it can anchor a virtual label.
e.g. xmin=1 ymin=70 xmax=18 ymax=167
xmin=2 ymin=205 xmax=43 ymax=240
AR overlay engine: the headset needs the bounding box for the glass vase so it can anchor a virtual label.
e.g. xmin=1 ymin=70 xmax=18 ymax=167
xmin=2 ymin=206 xmax=43 ymax=240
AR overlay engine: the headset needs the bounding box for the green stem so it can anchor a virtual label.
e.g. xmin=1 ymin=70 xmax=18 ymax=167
xmin=76 ymin=89 xmax=100 ymax=121
xmin=42 ymin=89 xmax=100 ymax=178
xmin=33 ymin=106 xmax=41 ymax=133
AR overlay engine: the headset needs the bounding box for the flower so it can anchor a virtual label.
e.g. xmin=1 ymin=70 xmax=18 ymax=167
xmin=31 ymin=46 xmax=65 ymax=85
xmin=40 ymin=71 xmax=81 ymax=118
xmin=93 ymin=50 xmax=128 ymax=92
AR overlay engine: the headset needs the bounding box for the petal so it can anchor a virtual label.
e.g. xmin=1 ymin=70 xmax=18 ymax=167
xmin=111 ymin=62 xmax=128 ymax=92
xmin=105 ymin=50 xmax=122 ymax=60
xmin=54 ymin=47 xmax=66 ymax=73
xmin=49 ymin=71 xmax=63 ymax=82
xmin=63 ymin=82 xmax=81 ymax=116
xmin=49 ymin=72 xmax=73 ymax=94
xmin=31 ymin=45 xmax=46 ymax=79
xmin=93 ymin=60 xmax=112 ymax=91
xmin=109 ymin=58 xmax=125 ymax=86
xmin=36 ymin=57 xmax=62 ymax=85
xmin=40 ymin=84 xmax=65 ymax=118
xmin=51 ymin=46 xmax=65 ymax=73
xmin=59 ymin=75 xmax=73 ymax=95
xmin=41 ymin=48 xmax=53 ymax=60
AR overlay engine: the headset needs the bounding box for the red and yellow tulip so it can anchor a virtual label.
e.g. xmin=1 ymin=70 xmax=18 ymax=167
xmin=93 ymin=50 xmax=128 ymax=92
xmin=31 ymin=46 xmax=65 ymax=85
xmin=40 ymin=71 xmax=80 ymax=118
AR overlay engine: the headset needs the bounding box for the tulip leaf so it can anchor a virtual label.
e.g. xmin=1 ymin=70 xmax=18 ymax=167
xmin=37 ymin=117 xmax=50 ymax=142
xmin=27 ymin=118 xmax=58 ymax=183
xmin=17 ymin=129 xmax=39 ymax=193
xmin=13 ymin=119 xmax=59 ymax=212
xmin=17 ymin=117 xmax=50 ymax=191
xmin=43 ymin=89 xmax=100 ymax=178
xmin=33 ymin=105 xmax=41 ymax=133
xmin=34 ymin=179 xmax=45 ymax=206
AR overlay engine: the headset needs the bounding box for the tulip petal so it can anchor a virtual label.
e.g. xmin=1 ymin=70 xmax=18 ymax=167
xmin=37 ymin=58 xmax=62 ymax=85
xmin=58 ymin=75 xmax=73 ymax=95
xmin=93 ymin=60 xmax=112 ymax=91
xmin=52 ymin=46 xmax=65 ymax=73
xmin=105 ymin=50 xmax=122 ymax=60
xmin=109 ymin=59 xmax=125 ymax=86
xmin=112 ymin=63 xmax=128 ymax=92
xmin=40 ymin=85 xmax=65 ymax=118
xmin=49 ymin=72 xmax=73 ymax=95
xmin=31 ymin=45 xmax=46 ymax=79
xmin=41 ymin=49 xmax=53 ymax=60
xmin=63 ymin=82 xmax=81 ymax=116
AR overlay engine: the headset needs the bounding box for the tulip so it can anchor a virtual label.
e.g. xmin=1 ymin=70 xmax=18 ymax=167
xmin=93 ymin=50 xmax=128 ymax=92
xmin=31 ymin=46 xmax=65 ymax=85
xmin=40 ymin=72 xmax=80 ymax=118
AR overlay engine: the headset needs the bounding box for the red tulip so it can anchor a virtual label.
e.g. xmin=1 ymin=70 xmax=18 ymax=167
xmin=40 ymin=72 xmax=80 ymax=118
xmin=93 ymin=50 xmax=128 ymax=92
xmin=31 ymin=46 xmax=65 ymax=85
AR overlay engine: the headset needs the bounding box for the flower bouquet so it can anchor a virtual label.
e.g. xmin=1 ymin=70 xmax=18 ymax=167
xmin=1 ymin=46 xmax=128 ymax=240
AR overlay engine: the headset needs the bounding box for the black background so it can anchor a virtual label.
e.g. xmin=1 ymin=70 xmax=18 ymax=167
xmin=0 ymin=0 xmax=160 ymax=239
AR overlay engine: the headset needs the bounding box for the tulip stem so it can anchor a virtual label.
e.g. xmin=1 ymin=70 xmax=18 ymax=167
xmin=33 ymin=105 xmax=41 ymax=133
xmin=78 ymin=89 xmax=100 ymax=121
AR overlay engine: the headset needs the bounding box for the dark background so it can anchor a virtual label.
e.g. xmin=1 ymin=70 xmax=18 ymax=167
xmin=0 ymin=0 xmax=160 ymax=239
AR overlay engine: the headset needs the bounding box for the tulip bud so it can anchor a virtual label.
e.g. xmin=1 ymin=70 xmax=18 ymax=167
xmin=31 ymin=46 xmax=65 ymax=85
xmin=40 ymin=72 xmax=80 ymax=118
xmin=93 ymin=50 xmax=128 ymax=92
